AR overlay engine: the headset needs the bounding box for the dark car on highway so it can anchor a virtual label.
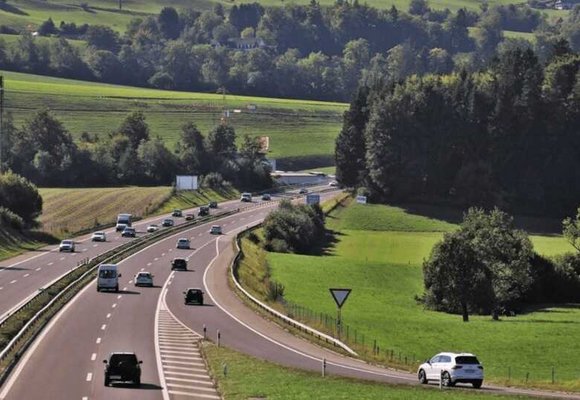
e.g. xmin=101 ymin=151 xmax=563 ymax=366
xmin=198 ymin=206 xmax=210 ymax=216
xmin=103 ymin=352 xmax=142 ymax=387
xmin=121 ymin=227 xmax=136 ymax=237
xmin=171 ymin=258 xmax=188 ymax=271
xmin=184 ymin=288 xmax=204 ymax=305
xmin=208 ymin=201 xmax=218 ymax=208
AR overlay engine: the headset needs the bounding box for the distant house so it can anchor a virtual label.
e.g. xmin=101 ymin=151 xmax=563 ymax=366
xmin=228 ymin=37 xmax=266 ymax=51
xmin=210 ymin=37 xmax=268 ymax=51
xmin=554 ymin=0 xmax=573 ymax=9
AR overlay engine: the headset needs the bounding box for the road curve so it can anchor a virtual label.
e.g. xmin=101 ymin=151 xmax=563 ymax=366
xmin=2 ymin=188 xmax=577 ymax=400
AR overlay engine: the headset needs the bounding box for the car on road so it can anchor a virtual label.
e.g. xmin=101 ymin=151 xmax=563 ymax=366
xmin=59 ymin=239 xmax=75 ymax=252
xmin=299 ymin=187 xmax=308 ymax=194
xmin=121 ymin=227 xmax=136 ymax=237
xmin=185 ymin=213 xmax=195 ymax=221
xmin=162 ymin=218 xmax=174 ymax=227
xmin=91 ymin=232 xmax=106 ymax=242
xmin=417 ymin=352 xmax=484 ymax=388
xmin=328 ymin=181 xmax=338 ymax=187
xmin=146 ymin=224 xmax=159 ymax=233
xmin=176 ymin=238 xmax=190 ymax=249
xmin=261 ymin=193 xmax=271 ymax=201
xmin=240 ymin=192 xmax=252 ymax=202
xmin=171 ymin=258 xmax=188 ymax=271
xmin=134 ymin=271 xmax=154 ymax=287
xmin=172 ymin=209 xmax=182 ymax=217
xmin=209 ymin=225 xmax=222 ymax=235
xmin=184 ymin=288 xmax=204 ymax=305
xmin=198 ymin=206 xmax=209 ymax=216
xmin=208 ymin=201 xmax=218 ymax=208
xmin=103 ymin=352 xmax=142 ymax=387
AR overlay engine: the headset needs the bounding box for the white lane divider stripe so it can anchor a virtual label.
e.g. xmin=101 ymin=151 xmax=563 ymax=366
xmin=96 ymin=338 xmax=102 ymax=344
xmin=91 ymin=353 xmax=96 ymax=361
xmin=86 ymin=373 xmax=92 ymax=382
xmin=101 ymin=324 xmax=106 ymax=330
xmin=23 ymin=274 xmax=29 ymax=278
xmin=36 ymin=267 xmax=41 ymax=271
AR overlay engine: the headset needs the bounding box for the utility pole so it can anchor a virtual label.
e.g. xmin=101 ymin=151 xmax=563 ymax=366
xmin=0 ymin=75 xmax=4 ymax=174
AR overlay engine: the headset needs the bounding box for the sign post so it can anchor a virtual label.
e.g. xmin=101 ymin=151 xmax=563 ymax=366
xmin=329 ymin=288 xmax=351 ymax=338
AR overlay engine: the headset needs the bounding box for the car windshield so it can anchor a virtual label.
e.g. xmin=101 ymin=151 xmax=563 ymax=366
xmin=99 ymin=270 xmax=117 ymax=279
xmin=62 ymin=240 xmax=72 ymax=245
xmin=109 ymin=354 xmax=137 ymax=367
xmin=138 ymin=273 xmax=151 ymax=278
xmin=455 ymin=356 xmax=480 ymax=365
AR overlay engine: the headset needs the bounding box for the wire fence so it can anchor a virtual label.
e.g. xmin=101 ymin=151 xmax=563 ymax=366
xmin=283 ymin=301 xmax=580 ymax=383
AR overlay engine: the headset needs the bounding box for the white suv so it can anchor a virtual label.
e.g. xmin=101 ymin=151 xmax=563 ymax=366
xmin=417 ymin=352 xmax=483 ymax=388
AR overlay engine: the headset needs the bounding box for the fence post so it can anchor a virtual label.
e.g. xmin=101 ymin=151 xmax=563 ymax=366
xmin=322 ymin=358 xmax=326 ymax=377
xmin=551 ymin=366 xmax=555 ymax=384
xmin=217 ymin=329 xmax=221 ymax=347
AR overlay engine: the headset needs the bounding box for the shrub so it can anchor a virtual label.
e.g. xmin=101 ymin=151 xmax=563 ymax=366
xmin=0 ymin=206 xmax=24 ymax=230
xmin=201 ymin=172 xmax=231 ymax=189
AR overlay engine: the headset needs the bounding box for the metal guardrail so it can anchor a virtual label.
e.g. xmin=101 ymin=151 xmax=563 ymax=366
xmin=229 ymin=227 xmax=357 ymax=356
xmin=0 ymin=209 xmax=239 ymax=386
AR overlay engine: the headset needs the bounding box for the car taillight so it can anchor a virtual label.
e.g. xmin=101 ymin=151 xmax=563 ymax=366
xmin=452 ymin=365 xmax=463 ymax=370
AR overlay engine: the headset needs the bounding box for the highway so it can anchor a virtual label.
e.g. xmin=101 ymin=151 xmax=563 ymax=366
xmin=0 ymin=187 xmax=578 ymax=400
xmin=0 ymin=194 xmax=273 ymax=321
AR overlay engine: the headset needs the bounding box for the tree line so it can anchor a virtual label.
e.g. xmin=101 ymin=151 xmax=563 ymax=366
xmin=335 ymin=44 xmax=580 ymax=217
xmin=422 ymin=207 xmax=580 ymax=321
xmin=0 ymin=2 xmax=577 ymax=102
xmin=1 ymin=110 xmax=272 ymax=189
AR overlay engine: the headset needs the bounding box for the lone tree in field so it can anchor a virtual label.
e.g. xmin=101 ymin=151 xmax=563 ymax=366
xmin=562 ymin=208 xmax=580 ymax=253
xmin=423 ymin=232 xmax=490 ymax=322
xmin=422 ymin=208 xmax=534 ymax=321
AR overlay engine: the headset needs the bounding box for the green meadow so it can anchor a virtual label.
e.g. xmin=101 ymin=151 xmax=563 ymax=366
xmin=2 ymin=70 xmax=345 ymax=169
xmin=203 ymin=342 xmax=535 ymax=400
xmin=266 ymin=200 xmax=580 ymax=389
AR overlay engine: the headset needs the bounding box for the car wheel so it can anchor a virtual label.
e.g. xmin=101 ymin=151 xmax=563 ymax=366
xmin=442 ymin=372 xmax=454 ymax=387
xmin=135 ymin=377 xmax=141 ymax=387
xmin=97 ymin=287 xmax=101 ymax=292
xmin=104 ymin=377 xmax=110 ymax=386
xmin=472 ymin=380 xmax=483 ymax=389
xmin=418 ymin=369 xmax=428 ymax=384
xmin=115 ymin=285 xmax=119 ymax=293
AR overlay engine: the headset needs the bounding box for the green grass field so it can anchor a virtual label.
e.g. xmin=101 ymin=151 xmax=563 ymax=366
xmin=2 ymin=70 xmax=344 ymax=169
xmin=203 ymin=342 xmax=534 ymax=400
xmin=264 ymin=200 xmax=580 ymax=390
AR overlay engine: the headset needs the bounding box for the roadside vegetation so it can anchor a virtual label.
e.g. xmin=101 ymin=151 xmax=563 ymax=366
xmin=202 ymin=342 xmax=534 ymax=400
xmin=237 ymin=197 xmax=580 ymax=390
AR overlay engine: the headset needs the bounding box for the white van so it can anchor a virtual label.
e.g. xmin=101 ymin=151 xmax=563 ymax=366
xmin=97 ymin=264 xmax=122 ymax=292
xmin=240 ymin=192 xmax=252 ymax=202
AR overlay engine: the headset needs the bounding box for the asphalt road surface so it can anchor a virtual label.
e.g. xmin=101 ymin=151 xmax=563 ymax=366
xmin=1 ymin=188 xmax=578 ymax=400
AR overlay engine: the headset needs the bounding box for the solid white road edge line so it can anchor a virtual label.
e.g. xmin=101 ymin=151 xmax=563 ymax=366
xmin=203 ymin=223 xmax=416 ymax=383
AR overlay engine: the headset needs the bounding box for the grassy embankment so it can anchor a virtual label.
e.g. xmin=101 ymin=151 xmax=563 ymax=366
xmin=238 ymin=197 xmax=580 ymax=391
xmin=202 ymin=342 xmax=534 ymax=400
xmin=1 ymin=70 xmax=344 ymax=170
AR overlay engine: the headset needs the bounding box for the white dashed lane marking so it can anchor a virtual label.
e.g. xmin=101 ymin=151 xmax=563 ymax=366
xmin=101 ymin=324 xmax=106 ymax=330
xmin=86 ymin=373 xmax=92 ymax=382
xmin=96 ymin=338 xmax=101 ymax=344
xmin=23 ymin=274 xmax=29 ymax=278
xmin=9 ymin=280 xmax=16 ymax=284
xmin=47 ymin=262 xmax=53 ymax=266
xmin=91 ymin=353 xmax=96 ymax=361
xmin=35 ymin=268 xmax=41 ymax=271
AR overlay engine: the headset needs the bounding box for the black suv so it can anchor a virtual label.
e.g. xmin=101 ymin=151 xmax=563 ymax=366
xmin=198 ymin=206 xmax=210 ymax=216
xmin=171 ymin=258 xmax=188 ymax=271
xmin=103 ymin=352 xmax=142 ymax=386
xmin=208 ymin=201 xmax=218 ymax=208
xmin=184 ymin=288 xmax=204 ymax=305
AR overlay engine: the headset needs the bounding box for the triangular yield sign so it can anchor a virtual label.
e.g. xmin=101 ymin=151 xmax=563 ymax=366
xmin=329 ymin=288 xmax=352 ymax=308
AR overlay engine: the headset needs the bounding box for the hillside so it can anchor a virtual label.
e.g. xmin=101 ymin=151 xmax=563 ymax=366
xmin=1 ymin=70 xmax=344 ymax=170
xmin=0 ymin=0 xmax=568 ymax=34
